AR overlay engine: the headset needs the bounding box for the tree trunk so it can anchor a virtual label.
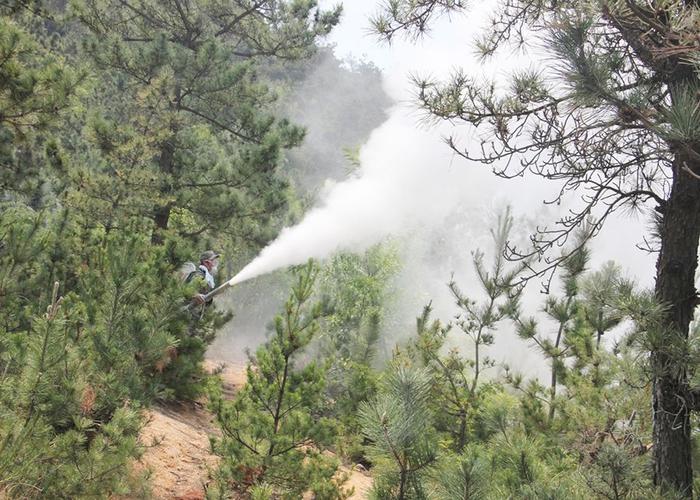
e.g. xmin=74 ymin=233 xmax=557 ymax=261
xmin=151 ymin=137 xmax=176 ymax=245
xmin=398 ymin=467 xmax=407 ymax=500
xmin=652 ymin=153 xmax=700 ymax=497
xmin=151 ymin=205 xmax=171 ymax=245
xmin=457 ymin=410 xmax=467 ymax=452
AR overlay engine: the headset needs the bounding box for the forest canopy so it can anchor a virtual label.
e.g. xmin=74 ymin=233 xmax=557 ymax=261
xmin=0 ymin=0 xmax=699 ymax=498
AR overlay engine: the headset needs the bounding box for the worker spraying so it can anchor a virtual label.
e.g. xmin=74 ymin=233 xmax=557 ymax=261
xmin=193 ymin=252 xmax=252 ymax=305
xmin=185 ymin=248 xmax=267 ymax=309
xmin=183 ymin=247 xmax=261 ymax=312
xmin=188 ymin=250 xmax=220 ymax=306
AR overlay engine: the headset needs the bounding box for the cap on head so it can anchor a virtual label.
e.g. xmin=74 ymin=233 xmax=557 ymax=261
xmin=199 ymin=250 xmax=220 ymax=262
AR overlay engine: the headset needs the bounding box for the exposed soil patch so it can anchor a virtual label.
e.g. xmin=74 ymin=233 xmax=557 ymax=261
xmin=136 ymin=360 xmax=372 ymax=499
xmin=135 ymin=361 xmax=244 ymax=499
xmin=341 ymin=465 xmax=373 ymax=499
xmin=138 ymin=402 xmax=217 ymax=499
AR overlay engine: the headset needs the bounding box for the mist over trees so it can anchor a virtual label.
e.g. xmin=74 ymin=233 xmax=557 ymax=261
xmin=1 ymin=0 xmax=699 ymax=498
xmin=371 ymin=0 xmax=700 ymax=496
xmin=210 ymin=44 xmax=394 ymax=364
xmin=279 ymin=46 xmax=392 ymax=192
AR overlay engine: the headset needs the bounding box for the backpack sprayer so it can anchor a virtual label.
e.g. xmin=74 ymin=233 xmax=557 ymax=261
xmin=180 ymin=261 xmax=243 ymax=309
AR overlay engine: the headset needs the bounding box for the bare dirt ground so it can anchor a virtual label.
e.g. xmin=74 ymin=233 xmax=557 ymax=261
xmin=136 ymin=360 xmax=372 ymax=499
xmin=134 ymin=361 xmax=245 ymax=499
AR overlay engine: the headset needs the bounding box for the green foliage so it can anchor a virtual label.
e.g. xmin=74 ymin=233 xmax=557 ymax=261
xmin=370 ymin=2 xmax=700 ymax=491
xmin=0 ymin=0 xmax=381 ymax=497
xmin=0 ymin=282 xmax=146 ymax=497
xmin=67 ymin=0 xmax=341 ymax=243
xmin=0 ymin=18 xmax=83 ymax=200
xmin=415 ymin=208 xmax=526 ymax=450
xmin=583 ymin=443 xmax=652 ymax=500
xmin=505 ymin=233 xmax=593 ymax=426
xmin=0 ymin=204 xmax=217 ymax=496
xmin=315 ymin=245 xmax=399 ymax=465
xmin=318 ymin=244 xmax=400 ymax=362
xmin=209 ymin=262 xmax=343 ymax=498
xmin=0 ymin=19 xmax=81 ymax=136
xmin=356 ymin=214 xmax=665 ymax=499
xmin=579 ymin=261 xmax=631 ymax=348
xmin=429 ymin=448 xmax=490 ymax=500
xmin=359 ymin=365 xmax=437 ymax=499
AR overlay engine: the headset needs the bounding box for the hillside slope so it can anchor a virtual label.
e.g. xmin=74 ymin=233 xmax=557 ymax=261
xmin=136 ymin=362 xmax=372 ymax=499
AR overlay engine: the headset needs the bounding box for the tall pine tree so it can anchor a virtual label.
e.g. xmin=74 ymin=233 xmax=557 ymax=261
xmin=70 ymin=0 xmax=340 ymax=243
xmin=372 ymin=1 xmax=700 ymax=494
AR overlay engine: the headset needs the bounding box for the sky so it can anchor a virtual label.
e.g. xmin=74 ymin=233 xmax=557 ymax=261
xmin=320 ymin=0 xmax=504 ymax=98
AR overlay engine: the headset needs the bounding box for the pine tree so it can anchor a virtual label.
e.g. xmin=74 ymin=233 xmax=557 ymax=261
xmin=0 ymin=17 xmax=82 ymax=201
xmin=508 ymin=237 xmax=589 ymax=426
xmin=359 ymin=365 xmax=437 ymax=499
xmin=317 ymin=246 xmax=399 ymax=436
xmin=414 ymin=208 xmax=526 ymax=450
xmin=0 ymin=205 xmax=212 ymax=496
xmin=318 ymin=245 xmax=399 ymax=362
xmin=0 ymin=282 xmax=144 ymax=498
xmin=429 ymin=448 xmax=490 ymax=500
xmin=583 ymin=443 xmax=653 ymax=500
xmin=68 ymin=0 xmax=341 ymax=244
xmin=371 ymin=1 xmax=700 ymax=493
xmin=209 ymin=262 xmax=342 ymax=498
xmin=0 ymin=1 xmax=351 ymax=496
xmin=580 ymin=262 xmax=632 ymax=349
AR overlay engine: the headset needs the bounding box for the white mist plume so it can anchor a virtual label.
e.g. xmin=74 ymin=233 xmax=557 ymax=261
xmin=227 ymin=110 xmax=509 ymax=286
xmin=225 ymin=1 xmax=539 ymax=288
xmin=214 ymin=0 xmax=657 ymax=373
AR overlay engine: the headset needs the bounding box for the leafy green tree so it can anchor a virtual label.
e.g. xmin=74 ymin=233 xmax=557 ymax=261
xmin=502 ymin=264 xmax=660 ymax=497
xmin=372 ymin=1 xmax=700 ymax=492
xmin=583 ymin=443 xmax=653 ymax=500
xmin=504 ymin=240 xmax=643 ymax=436
xmin=208 ymin=262 xmax=342 ymax=498
xmin=0 ymin=0 xmax=354 ymax=497
xmin=398 ymin=223 xmax=659 ymax=497
xmin=319 ymin=244 xmax=400 ymax=362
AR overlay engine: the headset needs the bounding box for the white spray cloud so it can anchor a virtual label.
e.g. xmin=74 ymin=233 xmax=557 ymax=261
xmin=226 ymin=1 xmax=530 ymax=287
xmin=229 ymin=113 xmax=444 ymax=284
xmin=228 ymin=108 xmax=552 ymax=286
xmin=215 ymin=0 xmax=657 ymax=372
xmin=227 ymin=2 xmax=560 ymax=287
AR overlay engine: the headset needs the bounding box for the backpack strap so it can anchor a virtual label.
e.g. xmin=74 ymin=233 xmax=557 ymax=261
xmin=185 ymin=266 xmax=206 ymax=284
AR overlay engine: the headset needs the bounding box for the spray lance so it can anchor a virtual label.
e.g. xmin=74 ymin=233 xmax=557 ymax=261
xmin=181 ymin=201 xmax=342 ymax=309
xmin=199 ymin=275 xmax=240 ymax=302
xmin=179 ymin=260 xmax=249 ymax=311
xmin=181 ymin=283 xmax=229 ymax=312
